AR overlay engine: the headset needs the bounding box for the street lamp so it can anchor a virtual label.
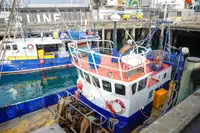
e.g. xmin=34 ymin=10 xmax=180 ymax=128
xmin=110 ymin=14 xmax=121 ymax=50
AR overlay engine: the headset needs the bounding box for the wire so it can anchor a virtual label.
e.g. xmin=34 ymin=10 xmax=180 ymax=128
xmin=133 ymin=93 xmax=150 ymax=118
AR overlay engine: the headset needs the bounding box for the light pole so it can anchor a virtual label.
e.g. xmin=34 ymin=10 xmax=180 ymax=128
xmin=110 ymin=14 xmax=121 ymax=50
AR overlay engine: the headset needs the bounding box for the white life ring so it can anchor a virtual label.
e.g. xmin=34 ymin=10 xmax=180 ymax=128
xmin=27 ymin=44 xmax=34 ymax=50
xmin=106 ymin=99 xmax=125 ymax=114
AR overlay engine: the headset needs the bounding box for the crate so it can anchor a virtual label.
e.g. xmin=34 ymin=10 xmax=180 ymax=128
xmin=153 ymin=88 xmax=168 ymax=109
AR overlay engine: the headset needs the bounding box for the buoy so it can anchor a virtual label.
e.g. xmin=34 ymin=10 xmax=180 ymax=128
xmin=42 ymin=76 xmax=46 ymax=80
xmin=75 ymin=90 xmax=80 ymax=99
xmin=40 ymin=59 xmax=45 ymax=65
xmin=186 ymin=0 xmax=192 ymax=4
xmin=77 ymin=80 xmax=83 ymax=91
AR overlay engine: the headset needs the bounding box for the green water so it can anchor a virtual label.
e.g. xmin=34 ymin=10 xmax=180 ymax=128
xmin=0 ymin=67 xmax=78 ymax=107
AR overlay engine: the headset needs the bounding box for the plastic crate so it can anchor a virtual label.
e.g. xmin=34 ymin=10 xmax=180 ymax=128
xmin=153 ymin=88 xmax=168 ymax=109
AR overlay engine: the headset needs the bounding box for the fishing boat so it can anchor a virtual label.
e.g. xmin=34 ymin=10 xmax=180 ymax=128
xmin=0 ymin=29 xmax=99 ymax=75
xmin=0 ymin=36 xmax=71 ymax=74
xmin=64 ymin=21 xmax=185 ymax=132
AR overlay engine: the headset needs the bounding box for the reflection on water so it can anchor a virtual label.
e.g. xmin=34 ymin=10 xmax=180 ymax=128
xmin=0 ymin=67 xmax=78 ymax=107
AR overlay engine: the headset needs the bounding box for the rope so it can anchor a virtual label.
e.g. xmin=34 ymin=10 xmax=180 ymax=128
xmin=55 ymin=6 xmax=73 ymax=40
xmin=133 ymin=91 xmax=151 ymax=118
xmin=89 ymin=73 xmax=116 ymax=119
xmin=119 ymin=22 xmax=138 ymax=47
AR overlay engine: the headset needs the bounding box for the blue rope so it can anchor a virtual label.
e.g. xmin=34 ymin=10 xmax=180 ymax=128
xmin=146 ymin=22 xmax=159 ymax=48
xmin=168 ymin=23 xmax=171 ymax=54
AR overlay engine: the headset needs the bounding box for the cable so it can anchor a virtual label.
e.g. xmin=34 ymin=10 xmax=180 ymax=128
xmin=133 ymin=93 xmax=150 ymax=118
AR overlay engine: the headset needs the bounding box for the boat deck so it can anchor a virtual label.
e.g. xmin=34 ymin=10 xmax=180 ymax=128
xmin=74 ymin=54 xmax=170 ymax=86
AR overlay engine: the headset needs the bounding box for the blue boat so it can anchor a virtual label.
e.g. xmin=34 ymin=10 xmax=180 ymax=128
xmin=0 ymin=30 xmax=100 ymax=75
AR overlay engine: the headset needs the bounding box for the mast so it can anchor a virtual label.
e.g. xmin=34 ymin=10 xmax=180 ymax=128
xmin=0 ymin=0 xmax=16 ymax=74
xmin=159 ymin=2 xmax=168 ymax=49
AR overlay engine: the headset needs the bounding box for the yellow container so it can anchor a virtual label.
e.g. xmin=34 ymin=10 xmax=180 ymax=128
xmin=123 ymin=14 xmax=131 ymax=20
xmin=137 ymin=13 xmax=143 ymax=19
xmin=53 ymin=31 xmax=59 ymax=39
xmin=153 ymin=88 xmax=168 ymax=109
xmin=44 ymin=52 xmax=55 ymax=59
xmin=38 ymin=49 xmax=44 ymax=59
xmin=7 ymin=56 xmax=38 ymax=60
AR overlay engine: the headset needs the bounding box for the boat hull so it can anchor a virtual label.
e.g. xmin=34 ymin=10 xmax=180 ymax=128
xmin=0 ymin=57 xmax=73 ymax=75
xmin=79 ymin=93 xmax=153 ymax=133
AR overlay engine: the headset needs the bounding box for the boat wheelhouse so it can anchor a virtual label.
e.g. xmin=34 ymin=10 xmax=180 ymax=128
xmin=68 ymin=39 xmax=172 ymax=132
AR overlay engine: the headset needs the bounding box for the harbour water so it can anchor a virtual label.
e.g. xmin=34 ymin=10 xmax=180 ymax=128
xmin=0 ymin=67 xmax=77 ymax=107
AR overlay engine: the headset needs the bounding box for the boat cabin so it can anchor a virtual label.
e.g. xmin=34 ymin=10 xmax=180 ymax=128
xmin=0 ymin=37 xmax=69 ymax=60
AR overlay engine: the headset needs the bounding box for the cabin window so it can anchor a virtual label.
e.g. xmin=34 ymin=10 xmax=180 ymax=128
xmin=79 ymin=70 xmax=84 ymax=79
xmin=92 ymin=76 xmax=100 ymax=88
xmin=132 ymin=83 xmax=137 ymax=95
xmin=102 ymin=80 xmax=112 ymax=92
xmin=148 ymin=90 xmax=153 ymax=99
xmin=6 ymin=45 xmax=11 ymax=50
xmin=84 ymin=72 xmax=91 ymax=84
xmin=12 ymin=45 xmax=18 ymax=50
xmin=138 ymin=78 xmax=147 ymax=92
xmin=163 ymin=73 xmax=167 ymax=79
xmin=115 ymin=84 xmax=125 ymax=96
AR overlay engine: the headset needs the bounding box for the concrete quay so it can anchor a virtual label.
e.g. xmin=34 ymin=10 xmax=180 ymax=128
xmin=141 ymin=89 xmax=200 ymax=133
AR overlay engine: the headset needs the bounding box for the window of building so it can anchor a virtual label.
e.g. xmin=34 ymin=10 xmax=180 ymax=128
xmin=102 ymin=80 xmax=112 ymax=92
xmin=115 ymin=84 xmax=125 ymax=96
xmin=6 ymin=45 xmax=10 ymax=50
xmin=84 ymin=72 xmax=91 ymax=84
xmin=132 ymin=83 xmax=137 ymax=95
xmin=12 ymin=45 xmax=18 ymax=50
xmin=138 ymin=78 xmax=147 ymax=92
xmin=148 ymin=90 xmax=153 ymax=99
xmin=177 ymin=11 xmax=182 ymax=17
xmin=92 ymin=76 xmax=100 ymax=88
xmin=163 ymin=73 xmax=167 ymax=79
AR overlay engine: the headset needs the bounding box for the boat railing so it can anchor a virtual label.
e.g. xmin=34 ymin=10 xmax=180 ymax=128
xmin=68 ymin=41 xmax=150 ymax=81
xmin=71 ymin=39 xmax=114 ymax=54
xmin=57 ymin=90 xmax=107 ymax=127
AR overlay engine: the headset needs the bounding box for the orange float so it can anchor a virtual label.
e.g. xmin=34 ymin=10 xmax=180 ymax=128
xmin=75 ymin=90 xmax=80 ymax=99
xmin=77 ymin=80 xmax=83 ymax=91
xmin=186 ymin=0 xmax=192 ymax=5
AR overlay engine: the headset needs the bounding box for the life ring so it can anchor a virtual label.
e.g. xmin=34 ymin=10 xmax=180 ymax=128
xmin=77 ymin=79 xmax=83 ymax=91
xmin=27 ymin=44 xmax=34 ymax=50
xmin=106 ymin=99 xmax=125 ymax=114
